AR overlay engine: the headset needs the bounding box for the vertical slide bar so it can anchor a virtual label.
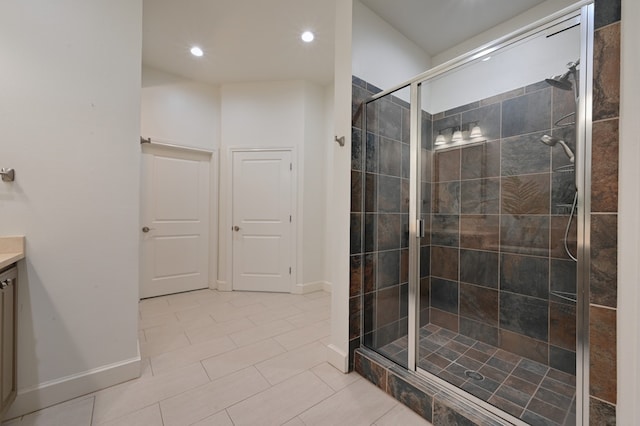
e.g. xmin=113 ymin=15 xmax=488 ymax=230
xmin=576 ymin=3 xmax=594 ymax=425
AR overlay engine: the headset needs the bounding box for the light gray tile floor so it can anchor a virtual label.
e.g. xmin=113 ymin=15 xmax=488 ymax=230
xmin=4 ymin=289 xmax=431 ymax=426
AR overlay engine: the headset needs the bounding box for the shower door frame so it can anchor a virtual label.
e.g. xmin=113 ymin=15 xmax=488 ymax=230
xmin=363 ymin=2 xmax=594 ymax=424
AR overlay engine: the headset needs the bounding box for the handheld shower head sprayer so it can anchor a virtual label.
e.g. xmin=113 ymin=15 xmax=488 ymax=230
xmin=540 ymin=135 xmax=557 ymax=146
xmin=540 ymin=135 xmax=575 ymax=163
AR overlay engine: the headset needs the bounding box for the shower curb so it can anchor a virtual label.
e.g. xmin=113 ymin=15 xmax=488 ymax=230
xmin=354 ymin=348 xmax=525 ymax=425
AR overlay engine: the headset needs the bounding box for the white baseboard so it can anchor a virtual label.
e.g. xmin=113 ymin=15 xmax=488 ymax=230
xmin=216 ymin=280 xmax=232 ymax=292
xmin=322 ymin=281 xmax=332 ymax=293
xmin=292 ymin=281 xmax=331 ymax=295
xmin=327 ymin=344 xmax=349 ymax=373
xmin=6 ymin=350 xmax=141 ymax=419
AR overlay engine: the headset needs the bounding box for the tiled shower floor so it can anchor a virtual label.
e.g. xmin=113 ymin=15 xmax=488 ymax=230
xmin=379 ymin=324 xmax=576 ymax=426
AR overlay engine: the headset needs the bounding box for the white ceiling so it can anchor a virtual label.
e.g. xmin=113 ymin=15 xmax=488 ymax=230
xmin=142 ymin=0 xmax=336 ymax=85
xmin=142 ymin=0 xmax=547 ymax=86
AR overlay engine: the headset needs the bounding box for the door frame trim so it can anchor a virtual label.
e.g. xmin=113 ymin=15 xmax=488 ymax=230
xmin=226 ymin=147 xmax=297 ymax=293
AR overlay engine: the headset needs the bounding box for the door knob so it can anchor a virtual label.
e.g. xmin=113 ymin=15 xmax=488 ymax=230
xmin=142 ymin=226 xmax=154 ymax=233
xmin=233 ymin=226 xmax=241 ymax=232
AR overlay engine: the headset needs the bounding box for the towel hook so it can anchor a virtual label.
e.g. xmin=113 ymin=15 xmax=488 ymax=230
xmin=0 ymin=168 xmax=15 ymax=182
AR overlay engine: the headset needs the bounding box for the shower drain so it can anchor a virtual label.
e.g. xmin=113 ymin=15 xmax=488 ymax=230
xmin=464 ymin=370 xmax=485 ymax=381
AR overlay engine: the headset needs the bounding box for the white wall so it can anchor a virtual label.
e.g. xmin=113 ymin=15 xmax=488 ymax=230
xmin=352 ymin=0 xmax=431 ymax=91
xmin=0 ymin=0 xmax=142 ymax=416
xmin=217 ymin=80 xmax=330 ymax=293
xmin=220 ymin=81 xmax=306 ymax=149
xmin=618 ymin=0 xmax=640 ymax=422
xmin=141 ymin=66 xmax=221 ymax=151
xmin=323 ymin=85 xmax=336 ymax=289
xmin=302 ymin=83 xmax=330 ymax=286
xmin=432 ymin=0 xmax=582 ymax=66
xmin=327 ymin=0 xmax=353 ymax=373
xmin=426 ymin=23 xmax=580 ymax=113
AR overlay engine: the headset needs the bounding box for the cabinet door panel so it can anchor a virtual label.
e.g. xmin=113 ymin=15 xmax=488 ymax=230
xmin=1 ymin=284 xmax=13 ymax=408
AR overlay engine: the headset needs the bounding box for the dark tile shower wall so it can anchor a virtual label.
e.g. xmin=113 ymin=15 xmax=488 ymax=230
xmin=589 ymin=0 xmax=620 ymax=422
xmin=349 ymin=75 xmax=372 ymax=367
xmin=351 ymin=74 xmax=579 ymax=377
xmin=428 ymin=82 xmax=578 ymax=375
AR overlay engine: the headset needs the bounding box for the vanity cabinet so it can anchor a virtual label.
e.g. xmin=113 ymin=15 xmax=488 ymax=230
xmin=0 ymin=266 xmax=16 ymax=418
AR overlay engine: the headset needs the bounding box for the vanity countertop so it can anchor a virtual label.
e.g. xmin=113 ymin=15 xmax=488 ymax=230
xmin=0 ymin=236 xmax=25 ymax=269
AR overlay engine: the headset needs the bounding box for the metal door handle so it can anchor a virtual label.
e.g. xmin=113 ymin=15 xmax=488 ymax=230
xmin=142 ymin=226 xmax=154 ymax=233
xmin=417 ymin=219 xmax=425 ymax=238
xmin=0 ymin=279 xmax=12 ymax=289
xmin=233 ymin=226 xmax=241 ymax=232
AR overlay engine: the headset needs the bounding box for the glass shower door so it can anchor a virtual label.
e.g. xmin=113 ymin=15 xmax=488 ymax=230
xmin=413 ymin=18 xmax=582 ymax=425
xmin=361 ymin=86 xmax=412 ymax=368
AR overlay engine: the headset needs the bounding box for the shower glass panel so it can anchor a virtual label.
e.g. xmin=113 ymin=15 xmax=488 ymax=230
xmin=363 ymin=12 xmax=586 ymax=425
xmin=420 ymin=23 xmax=580 ymax=425
xmin=361 ymin=86 xmax=411 ymax=368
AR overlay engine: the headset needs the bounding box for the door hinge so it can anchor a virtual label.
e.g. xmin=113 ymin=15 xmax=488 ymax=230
xmin=289 ymin=267 xmax=292 ymax=275
xmin=290 ymin=163 xmax=292 ymax=171
xmin=289 ymin=215 xmax=292 ymax=223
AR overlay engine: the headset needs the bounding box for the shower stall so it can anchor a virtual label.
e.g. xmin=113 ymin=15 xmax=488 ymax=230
xmin=351 ymin=3 xmax=594 ymax=425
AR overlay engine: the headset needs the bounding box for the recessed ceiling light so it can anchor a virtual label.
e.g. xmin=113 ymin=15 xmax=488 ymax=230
xmin=190 ymin=46 xmax=204 ymax=57
xmin=301 ymin=31 xmax=314 ymax=43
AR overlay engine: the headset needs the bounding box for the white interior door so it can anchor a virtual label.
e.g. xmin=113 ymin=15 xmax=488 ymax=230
xmin=232 ymin=150 xmax=293 ymax=293
xmin=140 ymin=145 xmax=211 ymax=298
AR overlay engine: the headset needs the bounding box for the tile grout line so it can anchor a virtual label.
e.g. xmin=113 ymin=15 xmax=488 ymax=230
xmin=89 ymin=396 xmax=96 ymax=426
xmin=157 ymin=402 xmax=166 ymax=426
xmin=518 ymin=358 xmax=547 ymax=418
xmin=287 ymin=373 xmax=365 ymax=425
xmin=225 ymin=368 xmax=330 ymax=425
xmin=561 ymin=393 xmax=577 ymax=425
xmin=158 ymin=365 xmax=266 ymax=426
xmin=94 ymin=401 xmax=160 ymax=426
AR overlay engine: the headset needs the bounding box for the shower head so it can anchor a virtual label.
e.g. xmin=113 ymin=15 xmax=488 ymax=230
xmin=545 ymin=60 xmax=580 ymax=91
xmin=545 ymin=73 xmax=573 ymax=90
xmin=540 ymin=135 xmax=575 ymax=163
